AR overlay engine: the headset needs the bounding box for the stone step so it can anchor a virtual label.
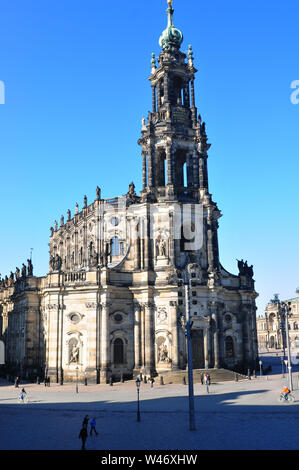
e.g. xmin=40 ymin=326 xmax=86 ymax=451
xmin=155 ymin=368 xmax=246 ymax=384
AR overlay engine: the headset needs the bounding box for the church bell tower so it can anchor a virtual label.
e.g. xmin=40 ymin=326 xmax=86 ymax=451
xmin=138 ymin=0 xmax=210 ymax=203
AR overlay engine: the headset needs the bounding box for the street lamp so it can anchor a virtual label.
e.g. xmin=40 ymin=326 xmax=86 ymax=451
xmin=272 ymin=295 xmax=293 ymax=391
xmin=76 ymin=366 xmax=79 ymax=394
xmin=282 ymin=301 xmax=293 ymax=391
xmin=181 ymin=265 xmax=196 ymax=432
xmin=136 ymin=378 xmax=141 ymax=422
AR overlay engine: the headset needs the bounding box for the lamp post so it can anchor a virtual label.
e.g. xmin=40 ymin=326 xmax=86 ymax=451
xmin=182 ymin=265 xmax=196 ymax=432
xmin=136 ymin=378 xmax=141 ymax=422
xmin=283 ymin=302 xmax=293 ymax=391
xmin=76 ymin=366 xmax=79 ymax=394
xmin=272 ymin=294 xmax=293 ymax=391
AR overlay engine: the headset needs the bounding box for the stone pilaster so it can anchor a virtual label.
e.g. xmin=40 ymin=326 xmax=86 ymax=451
xmin=204 ymin=327 xmax=209 ymax=368
xmin=133 ymin=301 xmax=142 ymax=373
xmin=170 ymin=301 xmax=179 ymax=370
xmin=100 ymin=300 xmax=111 ymax=383
xmin=144 ymin=302 xmax=156 ymax=376
xmin=142 ymin=150 xmax=147 ymax=190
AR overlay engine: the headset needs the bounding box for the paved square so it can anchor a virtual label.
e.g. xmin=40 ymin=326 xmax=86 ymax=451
xmin=1 ymin=353 xmax=299 ymax=450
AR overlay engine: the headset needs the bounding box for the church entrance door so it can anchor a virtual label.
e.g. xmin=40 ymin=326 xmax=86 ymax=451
xmin=191 ymin=329 xmax=204 ymax=369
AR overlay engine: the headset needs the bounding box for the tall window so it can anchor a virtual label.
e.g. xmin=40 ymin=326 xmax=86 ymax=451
xmin=114 ymin=338 xmax=124 ymax=364
xmin=225 ymin=336 xmax=234 ymax=358
xmin=111 ymin=237 xmax=120 ymax=256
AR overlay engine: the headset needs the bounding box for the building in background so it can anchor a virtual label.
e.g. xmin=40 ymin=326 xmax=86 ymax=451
xmin=0 ymin=1 xmax=258 ymax=383
xmin=257 ymin=289 xmax=299 ymax=349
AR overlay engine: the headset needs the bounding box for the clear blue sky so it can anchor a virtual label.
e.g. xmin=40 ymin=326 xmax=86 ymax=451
xmin=0 ymin=0 xmax=298 ymax=316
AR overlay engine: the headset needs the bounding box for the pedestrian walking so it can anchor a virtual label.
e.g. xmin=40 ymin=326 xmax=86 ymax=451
xmin=200 ymin=372 xmax=204 ymax=385
xmin=149 ymin=377 xmax=155 ymax=388
xmin=90 ymin=417 xmax=98 ymax=436
xmin=82 ymin=415 xmax=89 ymax=428
xmin=14 ymin=377 xmax=19 ymax=388
xmin=79 ymin=426 xmax=88 ymax=450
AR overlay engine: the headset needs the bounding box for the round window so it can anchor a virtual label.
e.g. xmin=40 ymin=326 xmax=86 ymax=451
xmin=70 ymin=313 xmax=80 ymax=324
xmin=114 ymin=314 xmax=123 ymax=323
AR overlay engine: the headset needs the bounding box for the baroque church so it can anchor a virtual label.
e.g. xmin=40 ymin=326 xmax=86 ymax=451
xmin=0 ymin=1 xmax=259 ymax=383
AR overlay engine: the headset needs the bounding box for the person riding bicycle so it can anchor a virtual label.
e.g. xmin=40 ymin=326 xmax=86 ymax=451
xmin=281 ymin=386 xmax=290 ymax=400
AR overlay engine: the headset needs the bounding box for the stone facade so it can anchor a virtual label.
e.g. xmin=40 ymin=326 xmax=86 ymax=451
xmin=0 ymin=1 xmax=259 ymax=382
xmin=257 ymin=290 xmax=299 ymax=349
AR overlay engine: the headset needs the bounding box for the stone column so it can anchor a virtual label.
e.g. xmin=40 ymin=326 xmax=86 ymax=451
xmin=140 ymin=303 xmax=145 ymax=368
xmin=100 ymin=301 xmax=110 ymax=383
xmin=192 ymin=150 xmax=199 ymax=189
xmin=144 ymin=302 xmax=156 ymax=376
xmin=147 ymin=146 xmax=154 ymax=187
xmin=164 ymin=72 xmax=169 ymax=104
xmin=198 ymin=156 xmax=205 ymax=190
xmin=96 ymin=295 xmax=101 ymax=383
xmin=133 ymin=301 xmax=142 ymax=373
xmin=212 ymin=313 xmax=220 ymax=368
xmin=142 ymin=150 xmax=147 ymax=190
xmin=152 ymin=86 xmax=156 ymax=113
xmin=204 ymin=327 xmax=209 ymax=368
xmin=170 ymin=301 xmax=179 ymax=370
xmin=166 ymin=144 xmax=173 ymax=186
xmin=156 ymin=83 xmax=161 ymax=109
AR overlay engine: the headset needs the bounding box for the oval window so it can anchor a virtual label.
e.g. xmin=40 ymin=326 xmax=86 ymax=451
xmin=114 ymin=314 xmax=123 ymax=323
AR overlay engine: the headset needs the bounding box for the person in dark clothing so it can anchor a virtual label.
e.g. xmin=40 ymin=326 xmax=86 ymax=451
xmin=79 ymin=426 xmax=88 ymax=450
xmin=200 ymin=373 xmax=204 ymax=385
xmin=149 ymin=378 xmax=155 ymax=388
xmin=82 ymin=415 xmax=89 ymax=428
xmin=14 ymin=377 xmax=19 ymax=388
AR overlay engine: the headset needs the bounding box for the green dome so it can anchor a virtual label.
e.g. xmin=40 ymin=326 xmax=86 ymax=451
xmin=159 ymin=1 xmax=183 ymax=51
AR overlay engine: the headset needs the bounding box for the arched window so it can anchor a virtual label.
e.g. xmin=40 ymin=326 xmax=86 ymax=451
xmin=225 ymin=336 xmax=234 ymax=358
xmin=114 ymin=338 xmax=124 ymax=364
xmin=111 ymin=237 xmax=120 ymax=256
